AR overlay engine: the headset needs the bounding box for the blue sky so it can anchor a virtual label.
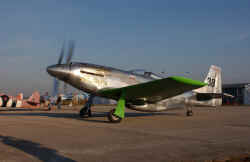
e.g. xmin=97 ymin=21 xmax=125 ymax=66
xmin=0 ymin=0 xmax=250 ymax=95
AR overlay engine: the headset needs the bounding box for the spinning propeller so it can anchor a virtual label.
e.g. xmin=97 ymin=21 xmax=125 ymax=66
xmin=52 ymin=41 xmax=75 ymax=97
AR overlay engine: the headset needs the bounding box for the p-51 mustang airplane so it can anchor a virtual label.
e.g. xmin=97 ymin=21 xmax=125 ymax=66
xmin=47 ymin=42 xmax=222 ymax=123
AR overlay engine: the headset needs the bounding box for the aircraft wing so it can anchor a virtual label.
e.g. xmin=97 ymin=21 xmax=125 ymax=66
xmin=97 ymin=76 xmax=207 ymax=103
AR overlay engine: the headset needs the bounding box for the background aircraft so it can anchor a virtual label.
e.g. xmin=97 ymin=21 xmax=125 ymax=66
xmin=0 ymin=91 xmax=40 ymax=108
xmin=47 ymin=42 xmax=224 ymax=123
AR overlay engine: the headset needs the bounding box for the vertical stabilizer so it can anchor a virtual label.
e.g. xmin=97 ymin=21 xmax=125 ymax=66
xmin=195 ymin=65 xmax=222 ymax=106
xmin=204 ymin=65 xmax=222 ymax=94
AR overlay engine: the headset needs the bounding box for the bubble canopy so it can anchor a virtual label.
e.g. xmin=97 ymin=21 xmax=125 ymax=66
xmin=129 ymin=69 xmax=163 ymax=79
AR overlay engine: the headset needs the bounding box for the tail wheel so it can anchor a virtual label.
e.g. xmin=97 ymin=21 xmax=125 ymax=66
xmin=186 ymin=110 xmax=193 ymax=116
xmin=108 ymin=109 xmax=122 ymax=123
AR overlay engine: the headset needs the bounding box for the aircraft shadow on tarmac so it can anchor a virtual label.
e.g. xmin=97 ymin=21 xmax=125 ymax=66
xmin=0 ymin=110 xmax=182 ymax=123
xmin=0 ymin=134 xmax=75 ymax=162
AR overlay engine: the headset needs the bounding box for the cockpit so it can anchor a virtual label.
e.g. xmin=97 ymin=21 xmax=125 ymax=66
xmin=129 ymin=69 xmax=163 ymax=79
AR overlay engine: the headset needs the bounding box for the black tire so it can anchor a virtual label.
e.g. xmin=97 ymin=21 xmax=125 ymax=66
xmin=186 ymin=110 xmax=193 ymax=116
xmin=108 ymin=109 xmax=122 ymax=123
xmin=88 ymin=109 xmax=92 ymax=117
xmin=79 ymin=107 xmax=88 ymax=118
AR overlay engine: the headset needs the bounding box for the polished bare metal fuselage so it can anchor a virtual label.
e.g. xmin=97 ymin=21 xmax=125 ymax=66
xmin=48 ymin=62 xmax=151 ymax=93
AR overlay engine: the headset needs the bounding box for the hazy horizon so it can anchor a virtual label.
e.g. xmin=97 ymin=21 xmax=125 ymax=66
xmin=0 ymin=0 xmax=250 ymax=96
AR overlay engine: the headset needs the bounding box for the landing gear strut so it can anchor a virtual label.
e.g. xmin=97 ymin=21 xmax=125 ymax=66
xmin=107 ymin=92 xmax=126 ymax=123
xmin=80 ymin=95 xmax=94 ymax=118
xmin=79 ymin=106 xmax=92 ymax=118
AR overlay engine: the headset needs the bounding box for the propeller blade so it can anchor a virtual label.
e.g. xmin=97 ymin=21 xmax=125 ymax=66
xmin=66 ymin=40 xmax=75 ymax=65
xmin=64 ymin=41 xmax=75 ymax=95
xmin=53 ymin=41 xmax=75 ymax=97
xmin=52 ymin=78 xmax=60 ymax=97
xmin=58 ymin=42 xmax=65 ymax=64
xmin=64 ymin=83 xmax=67 ymax=95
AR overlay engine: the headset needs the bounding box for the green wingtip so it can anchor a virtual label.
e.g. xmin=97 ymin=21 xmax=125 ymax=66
xmin=170 ymin=76 xmax=207 ymax=87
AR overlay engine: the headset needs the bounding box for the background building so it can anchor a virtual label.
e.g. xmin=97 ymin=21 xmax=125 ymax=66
xmin=223 ymin=83 xmax=250 ymax=105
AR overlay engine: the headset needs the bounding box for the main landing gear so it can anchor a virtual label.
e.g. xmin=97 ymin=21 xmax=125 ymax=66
xmin=79 ymin=92 xmax=126 ymax=123
xmin=107 ymin=92 xmax=126 ymax=123
xmin=80 ymin=106 xmax=92 ymax=118
xmin=79 ymin=95 xmax=94 ymax=118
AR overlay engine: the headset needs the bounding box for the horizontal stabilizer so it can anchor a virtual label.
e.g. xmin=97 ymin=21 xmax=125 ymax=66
xmin=223 ymin=93 xmax=234 ymax=98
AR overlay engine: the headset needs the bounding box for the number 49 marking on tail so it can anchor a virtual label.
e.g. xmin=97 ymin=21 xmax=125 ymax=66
xmin=207 ymin=77 xmax=215 ymax=87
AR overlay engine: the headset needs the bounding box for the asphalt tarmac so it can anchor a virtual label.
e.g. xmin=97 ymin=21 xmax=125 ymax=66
xmin=0 ymin=106 xmax=250 ymax=162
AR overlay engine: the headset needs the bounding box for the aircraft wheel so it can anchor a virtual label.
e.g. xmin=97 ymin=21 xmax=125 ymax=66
xmin=186 ymin=110 xmax=193 ymax=116
xmin=79 ymin=106 xmax=88 ymax=118
xmin=88 ymin=109 xmax=92 ymax=117
xmin=108 ymin=109 xmax=122 ymax=123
